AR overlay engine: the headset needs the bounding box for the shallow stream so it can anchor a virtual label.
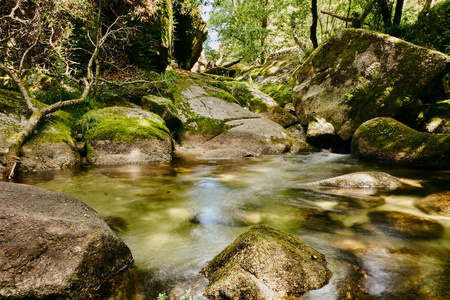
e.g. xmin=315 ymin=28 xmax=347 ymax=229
xmin=17 ymin=153 xmax=450 ymax=299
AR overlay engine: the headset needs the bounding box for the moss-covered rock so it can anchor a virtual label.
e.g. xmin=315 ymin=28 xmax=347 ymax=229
xmin=396 ymin=100 xmax=450 ymax=133
xmin=82 ymin=107 xmax=173 ymax=165
xmin=368 ymin=210 xmax=444 ymax=240
xmin=352 ymin=117 xmax=450 ymax=169
xmin=173 ymin=0 xmax=208 ymax=70
xmin=141 ymin=94 xmax=182 ymax=132
xmin=293 ymin=29 xmax=450 ymax=141
xmin=201 ymin=225 xmax=332 ymax=300
xmin=0 ymin=89 xmax=80 ymax=172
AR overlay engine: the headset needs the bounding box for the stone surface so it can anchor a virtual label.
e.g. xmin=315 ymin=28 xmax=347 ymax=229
xmin=352 ymin=117 xmax=450 ymax=169
xmin=176 ymin=118 xmax=314 ymax=160
xmin=307 ymin=171 xmax=422 ymax=190
xmin=396 ymin=100 xmax=450 ymax=133
xmin=201 ymin=225 xmax=332 ymax=300
xmin=0 ymin=181 xmax=133 ymax=299
xmin=141 ymin=94 xmax=182 ymax=131
xmin=82 ymin=107 xmax=173 ymax=165
xmin=368 ymin=210 xmax=444 ymax=240
xmin=306 ymin=114 xmax=338 ymax=149
xmin=293 ymin=28 xmax=450 ymax=141
xmin=415 ymin=191 xmax=450 ymax=217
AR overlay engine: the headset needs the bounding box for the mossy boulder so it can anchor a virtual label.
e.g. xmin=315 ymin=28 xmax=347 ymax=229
xmin=415 ymin=191 xmax=450 ymax=217
xmin=82 ymin=107 xmax=173 ymax=165
xmin=293 ymin=29 xmax=450 ymax=141
xmin=141 ymin=94 xmax=182 ymax=131
xmin=0 ymin=181 xmax=133 ymax=299
xmin=368 ymin=210 xmax=444 ymax=240
xmin=173 ymin=0 xmax=208 ymax=70
xmin=396 ymin=100 xmax=450 ymax=133
xmin=201 ymin=225 xmax=332 ymax=300
xmin=352 ymin=117 xmax=450 ymax=169
xmin=0 ymin=89 xmax=80 ymax=172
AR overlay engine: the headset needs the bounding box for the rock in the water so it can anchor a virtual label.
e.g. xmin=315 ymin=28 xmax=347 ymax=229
xmin=307 ymin=171 xmax=422 ymax=190
xmin=368 ymin=210 xmax=444 ymax=240
xmin=352 ymin=117 xmax=450 ymax=169
xmin=306 ymin=114 xmax=338 ymax=149
xmin=415 ymin=191 xmax=450 ymax=217
xmin=293 ymin=28 xmax=450 ymax=141
xmin=82 ymin=107 xmax=173 ymax=165
xmin=0 ymin=181 xmax=133 ymax=299
xmin=396 ymin=100 xmax=450 ymax=133
xmin=201 ymin=225 xmax=332 ymax=300
xmin=141 ymin=94 xmax=182 ymax=131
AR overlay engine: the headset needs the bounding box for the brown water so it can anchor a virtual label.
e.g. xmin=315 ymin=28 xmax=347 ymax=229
xmin=17 ymin=153 xmax=450 ymax=299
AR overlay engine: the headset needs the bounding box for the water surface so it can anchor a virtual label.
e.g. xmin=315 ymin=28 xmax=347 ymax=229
xmin=19 ymin=153 xmax=450 ymax=299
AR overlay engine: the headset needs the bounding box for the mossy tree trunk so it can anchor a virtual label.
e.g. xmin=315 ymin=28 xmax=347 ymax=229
xmin=310 ymin=0 xmax=319 ymax=49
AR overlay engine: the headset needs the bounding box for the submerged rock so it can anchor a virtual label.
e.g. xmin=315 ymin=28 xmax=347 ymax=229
xmin=0 ymin=181 xmax=133 ymax=299
xmin=368 ymin=210 xmax=444 ymax=240
xmin=415 ymin=191 xmax=450 ymax=217
xmin=201 ymin=225 xmax=332 ymax=300
xmin=82 ymin=107 xmax=173 ymax=165
xmin=307 ymin=171 xmax=422 ymax=190
xmin=293 ymin=28 xmax=450 ymax=141
xmin=352 ymin=117 xmax=450 ymax=169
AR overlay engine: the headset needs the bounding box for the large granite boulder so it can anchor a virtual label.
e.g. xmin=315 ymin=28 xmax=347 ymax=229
xmin=396 ymin=100 xmax=450 ymax=133
xmin=352 ymin=117 xmax=450 ymax=169
xmin=307 ymin=171 xmax=422 ymax=190
xmin=173 ymin=0 xmax=208 ymax=70
xmin=415 ymin=191 xmax=450 ymax=217
xmin=0 ymin=181 xmax=133 ymax=299
xmin=368 ymin=210 xmax=444 ymax=240
xmin=82 ymin=107 xmax=173 ymax=165
xmin=0 ymin=89 xmax=80 ymax=172
xmin=176 ymin=83 xmax=314 ymax=159
xmin=201 ymin=225 xmax=332 ymax=299
xmin=293 ymin=29 xmax=450 ymax=141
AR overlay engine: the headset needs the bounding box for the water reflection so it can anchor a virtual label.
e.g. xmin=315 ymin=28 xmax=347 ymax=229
xmin=18 ymin=153 xmax=450 ymax=299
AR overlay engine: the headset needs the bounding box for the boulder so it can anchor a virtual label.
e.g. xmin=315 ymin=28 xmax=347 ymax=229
xmin=352 ymin=117 xmax=450 ymax=169
xmin=141 ymin=94 xmax=182 ymax=131
xmin=415 ymin=191 xmax=450 ymax=217
xmin=201 ymin=225 xmax=332 ymax=300
xmin=396 ymin=100 xmax=450 ymax=133
xmin=293 ymin=28 xmax=450 ymax=141
xmin=0 ymin=89 xmax=80 ymax=172
xmin=173 ymin=0 xmax=208 ymax=70
xmin=307 ymin=171 xmax=422 ymax=190
xmin=286 ymin=123 xmax=306 ymax=141
xmin=306 ymin=114 xmax=338 ymax=149
xmin=0 ymin=181 xmax=133 ymax=299
xmin=368 ymin=210 xmax=444 ymax=240
xmin=82 ymin=107 xmax=173 ymax=165
xmin=177 ymin=118 xmax=314 ymax=160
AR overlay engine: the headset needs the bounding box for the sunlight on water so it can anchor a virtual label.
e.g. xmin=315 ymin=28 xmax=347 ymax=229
xmin=22 ymin=153 xmax=450 ymax=299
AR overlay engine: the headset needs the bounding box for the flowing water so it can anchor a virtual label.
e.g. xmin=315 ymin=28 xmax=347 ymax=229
xmin=17 ymin=153 xmax=450 ymax=299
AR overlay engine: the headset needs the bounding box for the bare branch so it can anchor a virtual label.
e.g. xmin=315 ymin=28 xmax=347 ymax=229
xmin=19 ymin=7 xmax=42 ymax=73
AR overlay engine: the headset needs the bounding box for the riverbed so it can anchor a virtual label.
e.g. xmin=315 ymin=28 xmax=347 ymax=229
xmin=17 ymin=153 xmax=450 ymax=299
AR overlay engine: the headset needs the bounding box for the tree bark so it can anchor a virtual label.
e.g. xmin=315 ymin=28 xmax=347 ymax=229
xmin=393 ymin=0 xmax=404 ymax=25
xmin=222 ymin=57 xmax=244 ymax=68
xmin=378 ymin=0 xmax=392 ymax=28
xmin=310 ymin=0 xmax=319 ymax=49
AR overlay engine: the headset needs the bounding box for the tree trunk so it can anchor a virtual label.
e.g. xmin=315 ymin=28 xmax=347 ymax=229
xmin=378 ymin=0 xmax=392 ymax=28
xmin=310 ymin=0 xmax=319 ymax=49
xmin=393 ymin=0 xmax=404 ymax=25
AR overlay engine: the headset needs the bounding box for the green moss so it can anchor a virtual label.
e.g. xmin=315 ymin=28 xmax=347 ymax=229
xmin=27 ymin=110 xmax=77 ymax=147
xmin=184 ymin=116 xmax=233 ymax=136
xmin=82 ymin=107 xmax=170 ymax=143
xmin=260 ymin=84 xmax=292 ymax=106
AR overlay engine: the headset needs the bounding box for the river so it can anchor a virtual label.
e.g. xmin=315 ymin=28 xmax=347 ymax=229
xmin=17 ymin=152 xmax=450 ymax=299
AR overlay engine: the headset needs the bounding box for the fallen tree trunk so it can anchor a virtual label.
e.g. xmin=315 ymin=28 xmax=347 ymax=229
xmin=222 ymin=57 xmax=244 ymax=68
